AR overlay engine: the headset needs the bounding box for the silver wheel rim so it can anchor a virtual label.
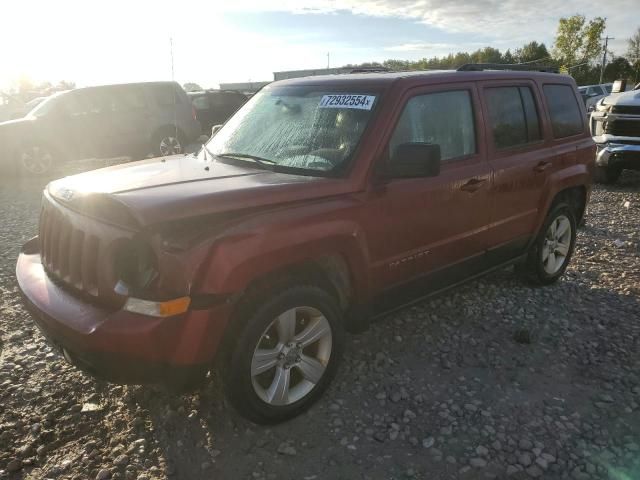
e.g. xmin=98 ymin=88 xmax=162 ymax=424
xmin=251 ymin=306 xmax=332 ymax=406
xmin=159 ymin=136 xmax=182 ymax=156
xmin=542 ymin=214 xmax=572 ymax=275
xmin=20 ymin=145 xmax=53 ymax=174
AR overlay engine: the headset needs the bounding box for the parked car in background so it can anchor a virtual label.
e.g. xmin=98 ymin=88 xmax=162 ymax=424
xmin=188 ymin=90 xmax=247 ymax=134
xmin=17 ymin=66 xmax=593 ymax=423
xmin=0 ymin=98 xmax=27 ymax=122
xmin=0 ymin=81 xmax=201 ymax=175
xmin=1 ymin=96 xmax=50 ymax=121
xmin=590 ymin=84 xmax=640 ymax=183
xmin=578 ymin=83 xmax=613 ymax=111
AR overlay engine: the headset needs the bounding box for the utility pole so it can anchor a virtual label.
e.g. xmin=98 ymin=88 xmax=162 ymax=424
xmin=327 ymin=52 xmax=330 ymax=69
xmin=600 ymin=35 xmax=614 ymax=84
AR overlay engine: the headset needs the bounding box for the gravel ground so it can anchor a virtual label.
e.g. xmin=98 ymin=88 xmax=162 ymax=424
xmin=1 ymin=164 xmax=639 ymax=480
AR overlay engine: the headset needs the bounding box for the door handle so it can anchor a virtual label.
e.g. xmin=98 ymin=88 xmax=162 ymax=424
xmin=534 ymin=161 xmax=552 ymax=173
xmin=460 ymin=178 xmax=487 ymax=192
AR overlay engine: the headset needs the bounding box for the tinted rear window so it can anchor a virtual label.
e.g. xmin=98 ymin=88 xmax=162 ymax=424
xmin=153 ymin=84 xmax=183 ymax=106
xmin=543 ymin=85 xmax=584 ymax=138
xmin=110 ymin=86 xmax=147 ymax=111
xmin=190 ymin=95 xmax=210 ymax=110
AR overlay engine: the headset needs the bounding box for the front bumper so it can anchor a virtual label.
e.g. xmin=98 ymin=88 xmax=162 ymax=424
xmin=595 ymin=142 xmax=640 ymax=169
xmin=16 ymin=239 xmax=232 ymax=385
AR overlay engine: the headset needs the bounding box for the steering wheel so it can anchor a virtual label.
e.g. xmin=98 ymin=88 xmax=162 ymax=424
xmin=308 ymin=148 xmax=343 ymax=167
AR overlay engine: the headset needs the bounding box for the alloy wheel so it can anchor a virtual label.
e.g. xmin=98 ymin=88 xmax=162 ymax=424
xmin=542 ymin=214 xmax=572 ymax=275
xmin=19 ymin=145 xmax=53 ymax=175
xmin=159 ymin=136 xmax=182 ymax=156
xmin=251 ymin=306 xmax=332 ymax=406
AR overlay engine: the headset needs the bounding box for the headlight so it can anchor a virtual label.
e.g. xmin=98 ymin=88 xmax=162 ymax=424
xmin=114 ymin=241 xmax=158 ymax=294
xmin=591 ymin=117 xmax=604 ymax=136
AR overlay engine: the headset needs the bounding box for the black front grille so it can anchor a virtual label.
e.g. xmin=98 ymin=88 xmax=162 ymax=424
xmin=604 ymin=120 xmax=640 ymax=137
xmin=611 ymin=105 xmax=640 ymax=115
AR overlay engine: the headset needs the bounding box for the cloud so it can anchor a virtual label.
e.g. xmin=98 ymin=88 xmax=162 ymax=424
xmin=224 ymin=0 xmax=639 ymax=53
xmin=384 ymin=42 xmax=454 ymax=52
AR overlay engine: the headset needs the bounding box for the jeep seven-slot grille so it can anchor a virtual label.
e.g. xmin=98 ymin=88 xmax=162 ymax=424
xmin=39 ymin=201 xmax=100 ymax=296
xmin=604 ymin=119 xmax=640 ymax=137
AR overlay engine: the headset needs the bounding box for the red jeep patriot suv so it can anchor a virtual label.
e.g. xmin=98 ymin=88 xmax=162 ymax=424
xmin=17 ymin=66 xmax=594 ymax=423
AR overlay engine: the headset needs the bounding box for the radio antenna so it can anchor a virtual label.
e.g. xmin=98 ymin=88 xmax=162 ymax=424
xmin=169 ymin=36 xmax=179 ymax=155
xmin=170 ymin=37 xmax=175 ymax=80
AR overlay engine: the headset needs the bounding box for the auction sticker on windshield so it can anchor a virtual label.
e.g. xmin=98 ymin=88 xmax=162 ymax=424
xmin=319 ymin=94 xmax=376 ymax=110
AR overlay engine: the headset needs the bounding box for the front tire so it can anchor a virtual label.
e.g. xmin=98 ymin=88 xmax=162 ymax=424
xmin=223 ymin=285 xmax=344 ymax=424
xmin=15 ymin=143 xmax=55 ymax=176
xmin=519 ymin=202 xmax=577 ymax=285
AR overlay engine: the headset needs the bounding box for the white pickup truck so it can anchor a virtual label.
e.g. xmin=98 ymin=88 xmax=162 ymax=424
xmin=590 ymin=85 xmax=640 ymax=183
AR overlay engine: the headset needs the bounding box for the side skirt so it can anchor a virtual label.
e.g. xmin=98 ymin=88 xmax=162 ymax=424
xmin=370 ymin=252 xmax=528 ymax=322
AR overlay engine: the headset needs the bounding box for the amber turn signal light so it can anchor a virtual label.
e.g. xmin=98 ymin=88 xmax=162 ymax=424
xmin=123 ymin=296 xmax=191 ymax=317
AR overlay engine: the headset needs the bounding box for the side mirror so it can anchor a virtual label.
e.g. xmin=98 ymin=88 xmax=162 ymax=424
xmin=387 ymin=143 xmax=441 ymax=178
xmin=211 ymin=124 xmax=223 ymax=137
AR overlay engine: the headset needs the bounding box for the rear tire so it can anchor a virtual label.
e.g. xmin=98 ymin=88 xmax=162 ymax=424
xmin=223 ymin=285 xmax=344 ymax=424
xmin=152 ymin=128 xmax=185 ymax=157
xmin=594 ymin=165 xmax=621 ymax=184
xmin=519 ymin=202 xmax=577 ymax=286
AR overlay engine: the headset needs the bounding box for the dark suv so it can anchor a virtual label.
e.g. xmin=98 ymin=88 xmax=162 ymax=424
xmin=0 ymin=81 xmax=201 ymax=175
xmin=188 ymin=90 xmax=248 ymax=134
xmin=17 ymin=66 xmax=594 ymax=423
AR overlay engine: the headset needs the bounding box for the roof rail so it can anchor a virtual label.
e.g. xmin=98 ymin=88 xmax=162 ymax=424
xmin=349 ymin=67 xmax=392 ymax=74
xmin=457 ymin=63 xmax=559 ymax=73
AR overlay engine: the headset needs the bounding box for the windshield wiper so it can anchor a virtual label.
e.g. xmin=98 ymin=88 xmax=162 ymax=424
xmin=217 ymin=152 xmax=277 ymax=169
xmin=200 ymin=142 xmax=215 ymax=161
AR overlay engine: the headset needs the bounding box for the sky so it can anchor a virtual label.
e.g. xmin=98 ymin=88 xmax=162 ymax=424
xmin=1 ymin=0 xmax=638 ymax=90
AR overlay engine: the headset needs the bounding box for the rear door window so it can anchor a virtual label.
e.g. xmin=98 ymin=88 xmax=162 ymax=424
xmin=389 ymin=90 xmax=476 ymax=161
xmin=586 ymin=86 xmax=599 ymax=96
xmin=485 ymin=86 xmax=542 ymax=149
xmin=543 ymin=84 xmax=584 ymax=138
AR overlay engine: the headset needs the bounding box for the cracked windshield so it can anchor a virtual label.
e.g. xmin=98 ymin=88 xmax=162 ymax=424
xmin=207 ymin=87 xmax=377 ymax=172
xmin=2 ymin=0 xmax=640 ymax=479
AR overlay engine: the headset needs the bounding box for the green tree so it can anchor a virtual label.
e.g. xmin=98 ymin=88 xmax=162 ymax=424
xmin=553 ymin=15 xmax=606 ymax=69
xmin=603 ymin=57 xmax=633 ymax=82
xmin=502 ymin=49 xmax=515 ymax=64
xmin=514 ymin=41 xmax=550 ymax=63
xmin=627 ymin=27 xmax=640 ymax=82
xmin=470 ymin=47 xmax=503 ymax=64
xmin=183 ymin=82 xmax=203 ymax=92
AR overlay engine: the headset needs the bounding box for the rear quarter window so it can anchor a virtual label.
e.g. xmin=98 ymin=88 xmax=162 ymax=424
xmin=543 ymin=84 xmax=584 ymax=138
xmin=152 ymin=84 xmax=183 ymax=106
xmin=110 ymin=86 xmax=147 ymax=111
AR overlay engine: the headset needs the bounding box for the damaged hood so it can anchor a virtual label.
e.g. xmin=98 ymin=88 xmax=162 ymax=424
xmin=48 ymin=154 xmax=353 ymax=227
